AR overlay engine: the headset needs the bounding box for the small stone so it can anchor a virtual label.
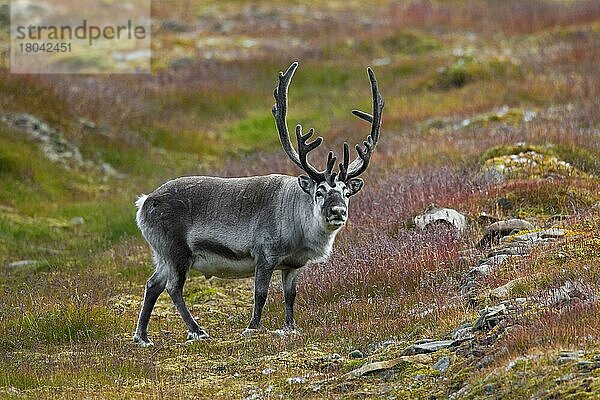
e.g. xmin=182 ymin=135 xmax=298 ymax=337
xmin=348 ymin=350 xmax=364 ymax=359
xmin=484 ymin=384 xmax=495 ymax=395
xmin=414 ymin=374 xmax=426 ymax=381
xmin=433 ymin=356 xmax=450 ymax=372
xmin=286 ymin=376 xmax=307 ymax=384
xmin=261 ymin=368 xmax=274 ymax=375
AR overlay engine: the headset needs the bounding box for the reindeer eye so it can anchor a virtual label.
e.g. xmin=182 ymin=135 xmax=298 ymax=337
xmin=345 ymin=191 xmax=351 ymax=198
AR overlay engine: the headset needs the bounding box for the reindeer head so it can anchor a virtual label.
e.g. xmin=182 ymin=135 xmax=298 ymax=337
xmin=272 ymin=62 xmax=384 ymax=231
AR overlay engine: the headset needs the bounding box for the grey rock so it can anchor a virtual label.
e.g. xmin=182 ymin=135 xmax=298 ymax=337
xmin=433 ymin=356 xmax=450 ymax=372
xmin=403 ymin=340 xmax=456 ymax=355
xmin=414 ymin=204 xmax=467 ymax=233
xmin=473 ymin=304 xmax=507 ymax=331
xmin=451 ymin=323 xmax=474 ymax=341
xmin=508 ymin=228 xmax=565 ymax=244
xmin=286 ymin=376 xmax=307 ymax=384
xmin=348 ymin=350 xmax=363 ymax=359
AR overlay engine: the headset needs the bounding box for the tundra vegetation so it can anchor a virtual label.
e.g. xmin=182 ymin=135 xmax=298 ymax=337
xmin=0 ymin=0 xmax=599 ymax=398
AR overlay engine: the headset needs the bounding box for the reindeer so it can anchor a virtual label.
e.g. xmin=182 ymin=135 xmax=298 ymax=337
xmin=133 ymin=62 xmax=383 ymax=346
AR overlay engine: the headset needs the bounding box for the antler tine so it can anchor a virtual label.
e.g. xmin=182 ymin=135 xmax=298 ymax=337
xmin=345 ymin=67 xmax=384 ymax=180
xmin=325 ymin=151 xmax=337 ymax=186
xmin=295 ymin=125 xmax=326 ymax=182
xmin=338 ymin=142 xmax=350 ymax=181
xmin=273 ymin=62 xmax=332 ymax=183
xmin=272 ymin=62 xmax=305 ymax=171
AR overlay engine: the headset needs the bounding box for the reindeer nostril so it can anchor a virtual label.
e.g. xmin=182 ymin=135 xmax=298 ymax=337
xmin=330 ymin=206 xmax=347 ymax=217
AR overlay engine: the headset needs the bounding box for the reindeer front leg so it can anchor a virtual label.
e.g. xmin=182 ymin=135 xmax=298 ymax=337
xmin=282 ymin=268 xmax=300 ymax=333
xmin=242 ymin=256 xmax=275 ymax=336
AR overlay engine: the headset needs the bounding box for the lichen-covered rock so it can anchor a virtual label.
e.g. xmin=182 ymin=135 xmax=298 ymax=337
xmin=481 ymin=148 xmax=585 ymax=181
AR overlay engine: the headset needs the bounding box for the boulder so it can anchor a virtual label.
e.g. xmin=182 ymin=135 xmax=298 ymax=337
xmin=477 ymin=219 xmax=535 ymax=248
xmin=414 ymin=204 xmax=467 ymax=233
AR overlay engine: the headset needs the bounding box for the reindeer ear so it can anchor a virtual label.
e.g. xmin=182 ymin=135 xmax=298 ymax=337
xmin=297 ymin=175 xmax=315 ymax=194
xmin=346 ymin=178 xmax=364 ymax=196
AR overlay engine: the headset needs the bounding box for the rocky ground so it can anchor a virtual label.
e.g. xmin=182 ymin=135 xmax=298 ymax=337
xmin=1 ymin=0 xmax=599 ymax=399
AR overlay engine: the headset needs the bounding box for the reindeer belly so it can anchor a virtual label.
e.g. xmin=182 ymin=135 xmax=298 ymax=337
xmin=192 ymin=253 xmax=256 ymax=279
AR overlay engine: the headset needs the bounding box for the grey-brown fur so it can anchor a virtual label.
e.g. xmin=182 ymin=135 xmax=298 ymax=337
xmin=133 ymin=62 xmax=383 ymax=346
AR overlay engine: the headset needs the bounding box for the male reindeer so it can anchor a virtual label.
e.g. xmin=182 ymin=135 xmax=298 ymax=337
xmin=133 ymin=62 xmax=383 ymax=346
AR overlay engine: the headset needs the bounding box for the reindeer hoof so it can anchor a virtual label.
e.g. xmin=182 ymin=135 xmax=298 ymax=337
xmin=240 ymin=327 xmax=266 ymax=337
xmin=133 ymin=333 xmax=154 ymax=347
xmin=186 ymin=329 xmax=210 ymax=342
